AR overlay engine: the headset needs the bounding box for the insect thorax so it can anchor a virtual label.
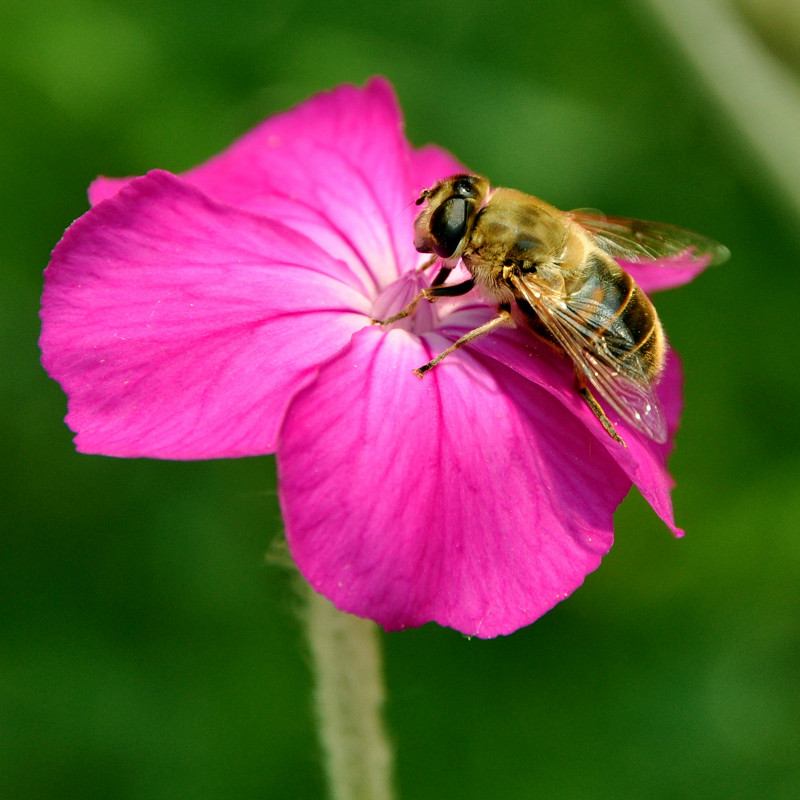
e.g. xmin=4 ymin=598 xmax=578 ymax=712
xmin=463 ymin=192 xmax=571 ymax=300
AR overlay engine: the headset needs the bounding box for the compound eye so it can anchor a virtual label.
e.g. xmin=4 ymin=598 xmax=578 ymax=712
xmin=429 ymin=196 xmax=469 ymax=257
xmin=452 ymin=175 xmax=478 ymax=198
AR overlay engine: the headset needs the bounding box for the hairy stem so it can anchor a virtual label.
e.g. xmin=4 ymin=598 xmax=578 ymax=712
xmin=304 ymin=585 xmax=395 ymax=800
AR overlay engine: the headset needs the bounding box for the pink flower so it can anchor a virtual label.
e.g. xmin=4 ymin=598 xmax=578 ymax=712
xmin=40 ymin=78 xmax=710 ymax=637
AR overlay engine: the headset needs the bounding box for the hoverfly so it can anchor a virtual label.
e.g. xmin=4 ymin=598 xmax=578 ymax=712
xmin=374 ymin=174 xmax=728 ymax=446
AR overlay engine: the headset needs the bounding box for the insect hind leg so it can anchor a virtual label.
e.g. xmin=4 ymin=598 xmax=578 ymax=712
xmin=576 ymin=383 xmax=626 ymax=447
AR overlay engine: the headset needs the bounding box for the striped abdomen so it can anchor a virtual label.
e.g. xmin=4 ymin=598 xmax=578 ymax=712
xmin=565 ymin=254 xmax=664 ymax=381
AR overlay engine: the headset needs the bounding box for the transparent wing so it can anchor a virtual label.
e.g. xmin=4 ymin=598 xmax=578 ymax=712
xmin=510 ymin=275 xmax=668 ymax=442
xmin=568 ymin=211 xmax=730 ymax=266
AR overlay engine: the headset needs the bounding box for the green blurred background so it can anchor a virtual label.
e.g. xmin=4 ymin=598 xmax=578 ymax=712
xmin=4 ymin=0 xmax=800 ymax=797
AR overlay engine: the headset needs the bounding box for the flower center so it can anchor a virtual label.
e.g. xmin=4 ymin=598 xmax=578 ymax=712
xmin=369 ymin=270 xmax=437 ymax=334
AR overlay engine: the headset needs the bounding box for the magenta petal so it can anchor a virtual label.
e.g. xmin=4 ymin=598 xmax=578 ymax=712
xmin=624 ymin=253 xmax=714 ymax=294
xmin=462 ymin=325 xmax=685 ymax=536
xmin=619 ymin=351 xmax=685 ymax=536
xmin=182 ymin=78 xmax=422 ymax=289
xmin=41 ymin=170 xmax=368 ymax=459
xmin=89 ymin=176 xmax=131 ymax=205
xmin=90 ymin=79 xmax=432 ymax=294
xmin=278 ymin=326 xmax=632 ymax=637
xmin=408 ymin=143 xmax=468 ymax=194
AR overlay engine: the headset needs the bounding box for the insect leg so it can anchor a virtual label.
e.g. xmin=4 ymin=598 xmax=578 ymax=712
xmin=370 ymin=278 xmax=475 ymax=325
xmin=429 ymin=264 xmax=454 ymax=286
xmin=414 ymin=305 xmax=514 ymax=377
xmin=575 ymin=377 xmax=626 ymax=447
xmin=416 ymin=254 xmax=439 ymax=274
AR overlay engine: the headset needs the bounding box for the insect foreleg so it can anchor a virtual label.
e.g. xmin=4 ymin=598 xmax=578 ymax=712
xmin=414 ymin=305 xmax=514 ymax=377
xmin=370 ymin=278 xmax=475 ymax=326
